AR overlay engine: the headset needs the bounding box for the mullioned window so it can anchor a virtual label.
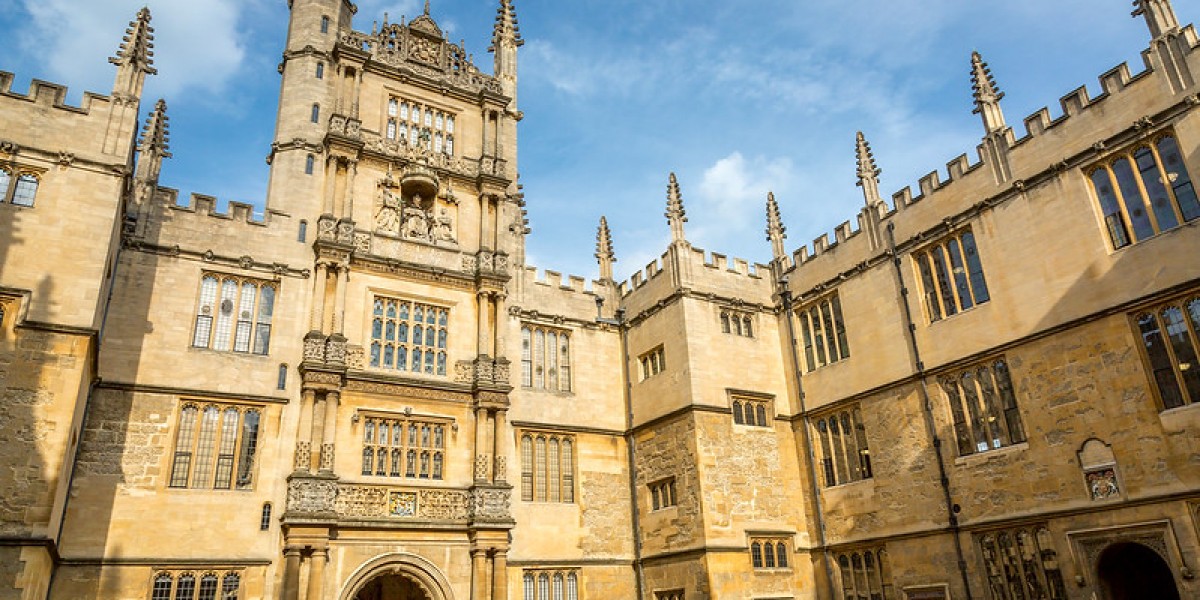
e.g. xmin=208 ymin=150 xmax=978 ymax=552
xmin=360 ymin=415 xmax=446 ymax=480
xmin=813 ymin=407 xmax=872 ymax=487
xmin=1134 ymin=293 xmax=1200 ymax=410
xmin=168 ymin=403 xmax=261 ymax=490
xmin=520 ymin=432 xmax=575 ymax=503
xmin=192 ymin=273 xmax=276 ymax=355
xmin=798 ymin=294 xmax=849 ymax=371
xmin=1087 ymin=133 xmax=1199 ymax=250
xmin=941 ymin=359 xmax=1026 ymax=456
xmin=369 ymin=297 xmax=449 ymax=376
xmin=914 ymin=229 xmax=990 ymax=323
xmin=521 ymin=325 xmax=571 ymax=392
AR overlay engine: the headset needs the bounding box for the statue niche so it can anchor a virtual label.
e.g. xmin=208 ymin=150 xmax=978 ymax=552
xmin=375 ymin=168 xmax=457 ymax=245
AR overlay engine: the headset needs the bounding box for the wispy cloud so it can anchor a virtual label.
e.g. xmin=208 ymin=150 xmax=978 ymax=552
xmin=688 ymin=152 xmax=795 ymax=254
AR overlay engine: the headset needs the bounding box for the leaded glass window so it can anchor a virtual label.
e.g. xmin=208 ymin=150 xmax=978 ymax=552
xmin=359 ymin=414 xmax=446 ymax=480
xmin=169 ymin=403 xmax=261 ymax=490
xmin=914 ymin=229 xmax=990 ymax=323
xmin=797 ymin=294 xmax=850 ymax=371
xmin=1087 ymin=134 xmax=1200 ymax=249
xmin=192 ymin=274 xmax=275 ymax=355
xmin=814 ymin=407 xmax=872 ymax=487
xmin=520 ymin=432 xmax=575 ymax=503
xmin=369 ymin=297 xmax=448 ymax=376
xmin=941 ymin=359 xmax=1027 ymax=456
xmin=1135 ymin=294 xmax=1200 ymax=410
xmin=521 ymin=325 xmax=572 ymax=391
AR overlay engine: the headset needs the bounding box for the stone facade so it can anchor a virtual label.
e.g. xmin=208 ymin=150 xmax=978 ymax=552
xmin=0 ymin=1 xmax=1199 ymax=599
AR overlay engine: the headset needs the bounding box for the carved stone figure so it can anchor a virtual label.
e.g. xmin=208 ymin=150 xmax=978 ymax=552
xmin=375 ymin=187 xmax=401 ymax=234
xmin=433 ymin=208 xmax=455 ymax=242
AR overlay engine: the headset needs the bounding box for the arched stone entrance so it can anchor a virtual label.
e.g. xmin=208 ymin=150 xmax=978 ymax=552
xmin=339 ymin=552 xmax=455 ymax=600
xmin=1096 ymin=542 xmax=1180 ymax=600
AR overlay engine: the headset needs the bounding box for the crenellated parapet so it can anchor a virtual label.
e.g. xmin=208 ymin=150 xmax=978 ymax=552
xmin=0 ymin=74 xmax=142 ymax=167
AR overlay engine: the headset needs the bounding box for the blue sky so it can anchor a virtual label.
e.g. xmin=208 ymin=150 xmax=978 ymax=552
xmin=0 ymin=0 xmax=1171 ymax=282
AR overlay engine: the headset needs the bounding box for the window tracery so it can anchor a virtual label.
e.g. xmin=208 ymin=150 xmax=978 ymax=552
xmin=521 ymin=325 xmax=571 ymax=391
xmin=369 ymin=297 xmax=449 ymax=376
xmin=914 ymin=228 xmax=990 ymax=322
xmin=732 ymin=397 xmax=771 ymax=427
xmin=749 ymin=537 xmax=790 ymax=569
xmin=360 ymin=415 xmax=446 ymax=480
xmin=1135 ymin=294 xmax=1200 ymax=410
xmin=192 ymin=274 xmax=275 ymax=355
xmin=720 ymin=310 xmax=754 ymax=337
xmin=639 ymin=346 xmax=665 ymax=380
xmin=522 ymin=570 xmax=577 ymax=600
xmin=941 ymin=359 xmax=1026 ymax=456
xmin=151 ymin=570 xmax=241 ymax=600
xmin=521 ymin=432 xmax=574 ymax=503
xmin=813 ymin=407 xmax=872 ymax=487
xmin=383 ymin=95 xmax=455 ymax=157
xmin=798 ymin=293 xmax=850 ymax=371
xmin=168 ymin=403 xmax=261 ymax=490
xmin=834 ymin=548 xmax=892 ymax=600
xmin=978 ymin=526 xmax=1067 ymax=600
xmin=649 ymin=477 xmax=677 ymax=510
xmin=1088 ymin=133 xmax=1199 ymax=249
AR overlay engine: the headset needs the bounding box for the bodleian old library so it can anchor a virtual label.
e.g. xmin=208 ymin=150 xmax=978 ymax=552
xmin=0 ymin=0 xmax=1198 ymax=599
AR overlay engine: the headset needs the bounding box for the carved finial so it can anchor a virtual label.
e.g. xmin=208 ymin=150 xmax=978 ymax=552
xmin=855 ymin=131 xmax=884 ymax=208
xmin=382 ymin=12 xmax=389 ymax=26
xmin=666 ymin=172 xmax=688 ymax=245
xmin=490 ymin=0 xmax=524 ymax=51
xmin=765 ymin=192 xmax=787 ymax=260
xmin=596 ymin=216 xmax=616 ymax=281
xmin=424 ymin=0 xmax=431 ymax=16
xmin=110 ymin=7 xmax=156 ymax=96
xmin=139 ymin=99 xmax=171 ymax=157
xmin=971 ymin=51 xmax=1007 ymax=134
xmin=1132 ymin=0 xmax=1180 ymax=38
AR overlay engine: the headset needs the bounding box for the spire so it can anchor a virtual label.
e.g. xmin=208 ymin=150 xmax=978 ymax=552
xmin=596 ymin=216 xmax=616 ymax=281
xmin=135 ymin=99 xmax=171 ymax=183
xmin=855 ymin=131 xmax=884 ymax=208
xmin=665 ymin=173 xmax=688 ymax=245
xmin=490 ymin=0 xmax=523 ymax=103
xmin=765 ymin=192 xmax=787 ymax=261
xmin=110 ymin=7 xmax=156 ymax=98
xmin=424 ymin=0 xmax=431 ymax=16
xmin=971 ymin=51 xmax=1006 ymax=134
xmin=1132 ymin=0 xmax=1180 ymax=38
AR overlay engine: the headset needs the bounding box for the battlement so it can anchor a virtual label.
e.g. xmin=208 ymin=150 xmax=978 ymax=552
xmin=783 ymin=25 xmax=1200 ymax=283
xmin=523 ymin=265 xmax=600 ymax=294
xmin=155 ymin=189 xmax=286 ymax=226
xmin=0 ymin=72 xmax=114 ymax=116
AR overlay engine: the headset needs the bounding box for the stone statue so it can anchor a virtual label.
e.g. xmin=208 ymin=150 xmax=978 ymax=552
xmin=375 ymin=187 xmax=402 ymax=234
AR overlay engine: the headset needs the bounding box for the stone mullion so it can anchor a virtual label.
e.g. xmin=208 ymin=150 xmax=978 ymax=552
xmin=309 ymin=261 xmax=328 ymax=333
xmin=321 ymin=390 xmax=339 ymax=472
xmin=295 ymin=389 xmax=316 ymax=472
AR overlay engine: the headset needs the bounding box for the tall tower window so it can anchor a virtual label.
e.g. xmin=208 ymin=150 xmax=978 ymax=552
xmin=315 ymin=62 xmax=324 ymax=79
xmin=320 ymin=15 xmax=330 ymax=33
xmin=311 ymin=104 xmax=320 ymax=124
xmin=304 ymin=154 xmax=315 ymax=175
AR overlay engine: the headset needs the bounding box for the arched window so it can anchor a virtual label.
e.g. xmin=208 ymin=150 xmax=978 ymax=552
xmin=315 ymin=62 xmax=324 ymax=79
xmin=221 ymin=573 xmax=241 ymax=600
xmin=305 ymin=154 xmax=315 ymax=175
xmin=743 ymin=317 xmax=753 ymax=337
xmin=260 ymin=503 xmax=272 ymax=530
xmin=776 ymin=542 xmax=788 ymax=567
xmin=298 ymin=220 xmax=307 ymax=242
xmin=732 ymin=401 xmax=744 ymax=424
xmin=755 ymin=403 xmax=767 ymax=426
xmin=175 ymin=573 xmax=196 ymax=600
xmin=11 ymin=173 xmax=38 ymax=207
xmin=311 ymin=104 xmax=320 ymax=124
xmin=320 ymin=15 xmax=330 ymax=33
xmin=198 ymin=574 xmax=219 ymax=600
xmin=152 ymin=574 xmax=173 ymax=600
xmin=763 ymin=541 xmax=776 ymax=567
xmin=720 ymin=312 xmax=730 ymax=333
xmin=751 ymin=542 xmax=763 ymax=568
xmin=814 ymin=409 xmax=872 ymax=487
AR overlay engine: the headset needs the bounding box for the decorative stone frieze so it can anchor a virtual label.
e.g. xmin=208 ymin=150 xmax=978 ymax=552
xmin=468 ymin=486 xmax=512 ymax=523
xmin=286 ymin=477 xmax=338 ymax=516
xmin=293 ymin=440 xmax=311 ymax=471
xmin=334 ymin=484 xmax=471 ymax=521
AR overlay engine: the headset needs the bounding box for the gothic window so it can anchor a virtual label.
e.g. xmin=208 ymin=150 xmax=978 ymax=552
xmin=10 ymin=173 xmax=39 ymax=207
xmin=151 ymin=571 xmax=241 ymax=600
xmin=522 ymin=570 xmax=578 ymax=600
xmin=191 ymin=273 xmax=275 ymax=355
xmin=368 ymin=297 xmax=448 ymax=376
xmin=168 ymin=403 xmax=261 ymax=490
xmin=798 ymin=294 xmax=850 ymax=371
xmin=359 ymin=414 xmax=446 ymax=480
xmin=447 ymin=116 xmax=455 ymax=133
xmin=750 ymin=538 xmax=791 ymax=569
xmin=731 ymin=397 xmax=771 ymax=427
xmin=521 ymin=325 xmax=571 ymax=392
xmin=1135 ymin=294 xmax=1200 ymax=410
xmin=834 ymin=548 xmax=892 ymax=600
xmin=305 ymin=154 xmax=315 ymax=175
xmin=639 ymin=346 xmax=666 ymax=380
xmin=720 ymin=309 xmax=754 ymax=338
xmin=649 ymin=477 xmax=677 ymax=510
xmin=315 ymin=62 xmax=324 ymax=79
xmin=914 ymin=229 xmax=990 ymax=322
xmin=978 ymin=526 xmax=1067 ymax=600
xmin=520 ymin=432 xmax=574 ymax=503
xmin=260 ymin=502 xmax=271 ymax=530
xmin=941 ymin=359 xmax=1026 ymax=456
xmin=1087 ymin=134 xmax=1199 ymax=249
xmin=311 ymin=103 xmax=320 ymax=124
xmin=320 ymin=15 xmax=330 ymax=33
xmin=813 ymin=407 xmax=872 ymax=487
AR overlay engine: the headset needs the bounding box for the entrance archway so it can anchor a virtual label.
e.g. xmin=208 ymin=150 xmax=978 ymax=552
xmin=353 ymin=573 xmax=431 ymax=600
xmin=339 ymin=552 xmax=455 ymax=600
xmin=1096 ymin=542 xmax=1180 ymax=600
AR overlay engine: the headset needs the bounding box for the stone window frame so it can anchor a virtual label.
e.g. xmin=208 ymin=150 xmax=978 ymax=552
xmin=939 ymin=357 xmax=1027 ymax=458
xmin=519 ymin=430 xmax=576 ymax=504
xmin=638 ymin=345 xmax=666 ymax=381
xmin=811 ymin=405 xmax=872 ymax=488
xmin=1064 ymin=519 xmax=1192 ymax=592
xmin=797 ymin=292 xmax=850 ymax=372
xmin=748 ymin=535 xmax=792 ymax=570
xmin=382 ymin=92 xmax=457 ymax=156
xmin=912 ymin=227 xmax=990 ymax=324
xmin=149 ymin=569 xmax=242 ymax=600
xmin=719 ymin=308 xmax=754 ymax=338
xmin=522 ymin=569 xmax=579 ymax=600
xmin=977 ymin=524 xmax=1069 ymax=600
xmin=167 ymin=401 xmax=263 ymax=491
xmin=1086 ymin=131 xmax=1200 ymax=251
xmin=833 ymin=546 xmax=893 ymax=600
xmin=649 ymin=477 xmax=677 ymax=511
xmin=0 ymin=162 xmax=45 ymax=208
xmin=729 ymin=389 xmax=774 ymax=428
xmin=520 ymin=323 xmax=572 ymax=393
xmin=359 ymin=411 xmax=450 ymax=481
xmin=367 ymin=294 xmax=450 ymax=377
xmin=1131 ymin=291 xmax=1200 ymax=411
xmin=191 ymin=272 xmax=277 ymax=356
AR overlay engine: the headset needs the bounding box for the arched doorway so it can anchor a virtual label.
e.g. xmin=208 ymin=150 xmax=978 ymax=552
xmin=354 ymin=572 xmax=431 ymax=600
xmin=339 ymin=552 xmax=455 ymax=600
xmin=1096 ymin=542 xmax=1180 ymax=600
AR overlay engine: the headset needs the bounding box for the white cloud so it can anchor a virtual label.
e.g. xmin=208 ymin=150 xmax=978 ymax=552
xmin=687 ymin=152 xmax=795 ymax=253
xmin=16 ymin=0 xmax=248 ymax=101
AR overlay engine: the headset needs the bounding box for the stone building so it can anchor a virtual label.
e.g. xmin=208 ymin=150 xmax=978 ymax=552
xmin=0 ymin=0 xmax=1197 ymax=599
